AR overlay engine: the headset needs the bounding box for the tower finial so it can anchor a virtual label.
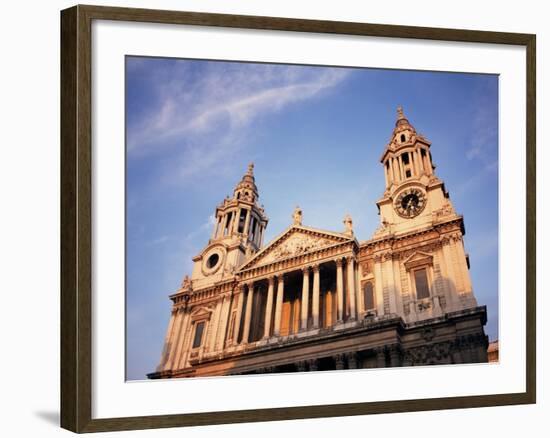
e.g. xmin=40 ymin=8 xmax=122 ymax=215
xmin=247 ymin=162 xmax=254 ymax=176
xmin=397 ymin=105 xmax=404 ymax=119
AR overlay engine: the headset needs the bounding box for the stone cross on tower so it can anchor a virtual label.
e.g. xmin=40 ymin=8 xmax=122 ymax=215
xmin=397 ymin=105 xmax=404 ymax=119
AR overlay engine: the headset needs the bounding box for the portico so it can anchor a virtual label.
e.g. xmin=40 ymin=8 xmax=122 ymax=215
xmin=235 ymin=245 xmax=362 ymax=346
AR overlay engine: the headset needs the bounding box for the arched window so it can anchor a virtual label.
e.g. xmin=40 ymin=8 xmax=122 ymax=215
xmin=364 ymin=282 xmax=375 ymax=311
xmin=400 ymin=134 xmax=406 ymax=142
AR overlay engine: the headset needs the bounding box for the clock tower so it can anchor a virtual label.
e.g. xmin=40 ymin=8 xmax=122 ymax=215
xmin=375 ymin=107 xmax=456 ymax=236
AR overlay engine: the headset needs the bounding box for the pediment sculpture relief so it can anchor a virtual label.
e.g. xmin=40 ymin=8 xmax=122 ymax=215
xmin=262 ymin=234 xmax=335 ymax=264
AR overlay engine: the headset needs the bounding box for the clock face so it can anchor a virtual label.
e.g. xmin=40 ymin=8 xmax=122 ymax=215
xmin=394 ymin=188 xmax=426 ymax=218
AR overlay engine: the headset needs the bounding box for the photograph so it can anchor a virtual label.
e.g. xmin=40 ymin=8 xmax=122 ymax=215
xmin=125 ymin=57 xmax=499 ymax=380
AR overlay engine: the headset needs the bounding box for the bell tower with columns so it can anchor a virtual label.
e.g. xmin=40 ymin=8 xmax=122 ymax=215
xmin=375 ymin=106 xmax=456 ymax=236
xmin=190 ymin=163 xmax=268 ymax=289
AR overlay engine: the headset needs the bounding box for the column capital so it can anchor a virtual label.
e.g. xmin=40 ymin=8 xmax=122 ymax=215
xmin=335 ymin=258 xmax=344 ymax=268
xmin=267 ymin=276 xmax=275 ymax=286
xmin=276 ymin=273 xmax=285 ymax=281
xmin=312 ymin=263 xmax=320 ymax=273
xmin=302 ymin=265 xmax=311 ymax=274
xmin=345 ymin=254 xmax=356 ymax=262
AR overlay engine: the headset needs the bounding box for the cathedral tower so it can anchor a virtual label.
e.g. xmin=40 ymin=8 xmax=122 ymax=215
xmin=189 ymin=163 xmax=268 ymax=290
xmin=370 ymin=107 xmax=477 ymax=321
xmin=376 ymin=106 xmax=455 ymax=236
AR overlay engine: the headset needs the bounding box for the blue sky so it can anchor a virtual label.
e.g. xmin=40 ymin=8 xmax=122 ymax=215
xmin=126 ymin=57 xmax=499 ymax=380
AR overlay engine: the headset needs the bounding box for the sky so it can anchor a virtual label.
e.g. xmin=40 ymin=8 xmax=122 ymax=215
xmin=126 ymin=57 xmax=499 ymax=381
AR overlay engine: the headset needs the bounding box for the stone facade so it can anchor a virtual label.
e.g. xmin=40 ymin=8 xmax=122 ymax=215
xmin=148 ymin=107 xmax=488 ymax=379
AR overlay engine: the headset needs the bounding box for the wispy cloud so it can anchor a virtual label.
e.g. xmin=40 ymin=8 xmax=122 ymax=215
xmin=126 ymin=59 xmax=351 ymax=183
xmin=465 ymin=80 xmax=498 ymax=169
xmin=455 ymin=79 xmax=498 ymax=197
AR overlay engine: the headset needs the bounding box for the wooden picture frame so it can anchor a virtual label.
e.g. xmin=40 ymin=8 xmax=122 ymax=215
xmin=60 ymin=4 xmax=536 ymax=433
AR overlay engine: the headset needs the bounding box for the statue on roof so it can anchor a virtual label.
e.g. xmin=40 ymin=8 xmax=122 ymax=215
xmin=343 ymin=213 xmax=354 ymax=236
xmin=292 ymin=206 xmax=303 ymax=226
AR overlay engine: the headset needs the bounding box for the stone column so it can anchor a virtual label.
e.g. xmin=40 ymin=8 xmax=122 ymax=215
xmin=160 ymin=309 xmax=178 ymax=368
xmin=175 ymin=311 xmax=193 ymax=369
xmin=389 ymin=345 xmax=401 ymax=367
xmin=384 ymin=165 xmax=389 ymax=187
xmin=398 ymin=155 xmax=405 ymax=180
xmin=336 ymin=259 xmax=344 ymax=322
xmin=301 ymin=266 xmax=310 ymax=330
xmin=409 ymin=152 xmax=415 ymax=176
xmin=208 ymin=297 xmax=223 ymax=352
xmin=273 ymin=275 xmax=284 ymax=336
xmin=334 ymin=354 xmax=345 ymax=370
xmin=211 ymin=215 xmax=220 ymax=239
xmin=392 ymin=157 xmax=400 ymax=183
xmin=425 ymin=150 xmax=433 ymax=174
xmin=346 ymin=257 xmax=357 ymax=320
xmin=233 ymin=287 xmax=245 ymax=344
xmin=243 ymin=208 xmax=251 ymax=236
xmin=241 ymin=282 xmax=254 ymax=343
xmin=346 ymin=352 xmax=358 ymax=369
xmin=263 ymin=277 xmax=275 ymax=338
xmin=373 ymin=259 xmax=385 ymax=316
xmin=312 ymin=264 xmax=320 ymax=328
xmin=417 ymin=149 xmax=425 ymax=173
xmin=173 ymin=310 xmax=191 ymax=369
xmin=308 ymin=359 xmax=319 ymax=371
xmin=413 ymin=150 xmax=421 ymax=175
xmin=375 ymin=347 xmax=386 ymax=368
xmin=216 ymin=293 xmax=233 ymax=350
xmin=233 ymin=209 xmax=242 ymax=234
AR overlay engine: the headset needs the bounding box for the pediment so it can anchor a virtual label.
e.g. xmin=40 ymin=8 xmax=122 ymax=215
xmin=403 ymin=251 xmax=433 ymax=270
xmin=190 ymin=305 xmax=214 ymax=321
xmin=239 ymin=225 xmax=353 ymax=271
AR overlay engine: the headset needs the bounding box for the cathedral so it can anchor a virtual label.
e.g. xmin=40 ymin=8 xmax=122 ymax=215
xmin=147 ymin=107 xmax=488 ymax=379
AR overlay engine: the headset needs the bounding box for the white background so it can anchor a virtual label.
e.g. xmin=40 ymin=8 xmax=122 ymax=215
xmin=0 ymin=0 xmax=546 ymax=436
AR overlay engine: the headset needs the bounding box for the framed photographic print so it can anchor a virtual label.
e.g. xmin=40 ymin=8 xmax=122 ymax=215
xmin=60 ymin=4 xmax=536 ymax=433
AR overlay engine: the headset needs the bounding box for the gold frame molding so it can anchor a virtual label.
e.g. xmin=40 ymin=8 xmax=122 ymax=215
xmin=60 ymin=4 xmax=536 ymax=433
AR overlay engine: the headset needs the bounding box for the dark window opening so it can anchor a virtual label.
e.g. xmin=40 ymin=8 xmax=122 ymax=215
xmin=249 ymin=217 xmax=256 ymax=240
xmin=414 ymin=268 xmax=430 ymax=300
xmin=192 ymin=321 xmax=205 ymax=348
xmin=405 ymin=170 xmax=412 ymax=178
xmin=236 ymin=192 xmax=241 ymax=200
xmin=237 ymin=209 xmax=247 ymax=233
xmin=400 ymin=134 xmax=406 ymax=142
xmin=252 ymin=219 xmax=258 ymax=240
xmin=402 ymin=153 xmax=410 ymax=165
xmin=224 ymin=212 xmax=233 ymax=235
xmin=364 ymin=282 xmax=375 ymax=310
xmin=206 ymin=253 xmax=219 ymax=269
xmin=421 ymin=149 xmax=426 ymax=157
